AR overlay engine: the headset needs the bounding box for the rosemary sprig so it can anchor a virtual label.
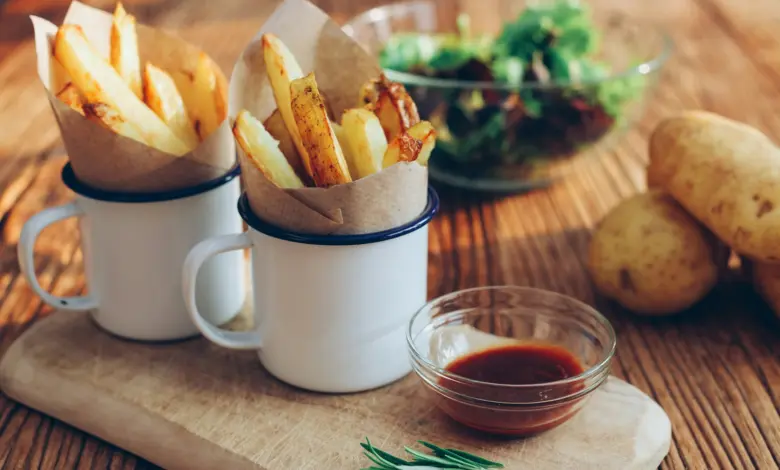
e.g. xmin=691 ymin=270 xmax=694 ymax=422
xmin=360 ymin=438 xmax=504 ymax=470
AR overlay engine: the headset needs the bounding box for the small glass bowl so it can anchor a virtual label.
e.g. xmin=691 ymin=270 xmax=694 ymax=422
xmin=407 ymin=286 xmax=616 ymax=436
xmin=344 ymin=0 xmax=672 ymax=192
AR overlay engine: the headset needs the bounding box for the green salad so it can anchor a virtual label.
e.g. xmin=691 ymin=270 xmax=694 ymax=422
xmin=379 ymin=0 xmax=647 ymax=177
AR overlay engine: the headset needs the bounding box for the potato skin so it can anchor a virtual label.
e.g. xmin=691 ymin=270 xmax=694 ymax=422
xmin=588 ymin=191 xmax=720 ymax=315
xmin=753 ymin=262 xmax=780 ymax=320
xmin=648 ymin=111 xmax=780 ymax=263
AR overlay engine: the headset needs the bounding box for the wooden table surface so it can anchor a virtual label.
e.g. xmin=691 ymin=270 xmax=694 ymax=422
xmin=0 ymin=0 xmax=779 ymax=468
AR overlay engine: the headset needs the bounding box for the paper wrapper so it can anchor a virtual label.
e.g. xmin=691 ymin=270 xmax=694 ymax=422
xmin=31 ymin=2 xmax=235 ymax=193
xmin=229 ymin=0 xmax=428 ymax=235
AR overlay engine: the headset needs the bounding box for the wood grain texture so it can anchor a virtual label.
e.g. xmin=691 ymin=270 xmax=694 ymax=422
xmin=0 ymin=0 xmax=777 ymax=468
xmin=0 ymin=310 xmax=672 ymax=470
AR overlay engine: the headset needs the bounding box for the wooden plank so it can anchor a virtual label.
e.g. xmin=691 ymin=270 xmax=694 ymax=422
xmin=0 ymin=311 xmax=673 ymax=470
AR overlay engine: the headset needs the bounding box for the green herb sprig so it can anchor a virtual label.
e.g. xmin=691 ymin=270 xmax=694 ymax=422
xmin=360 ymin=438 xmax=504 ymax=470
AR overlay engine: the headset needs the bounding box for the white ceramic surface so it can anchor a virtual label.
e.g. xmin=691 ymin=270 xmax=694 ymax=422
xmin=18 ymin=177 xmax=246 ymax=341
xmin=183 ymin=212 xmax=432 ymax=393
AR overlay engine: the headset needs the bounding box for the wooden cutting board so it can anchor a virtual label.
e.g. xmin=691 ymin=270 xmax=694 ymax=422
xmin=0 ymin=310 xmax=671 ymax=470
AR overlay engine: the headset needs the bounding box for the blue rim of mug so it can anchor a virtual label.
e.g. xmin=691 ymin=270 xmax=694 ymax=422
xmin=237 ymin=187 xmax=439 ymax=246
xmin=61 ymin=162 xmax=241 ymax=203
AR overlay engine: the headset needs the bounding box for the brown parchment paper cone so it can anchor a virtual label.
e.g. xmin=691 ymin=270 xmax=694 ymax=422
xmin=31 ymin=1 xmax=235 ymax=193
xmin=228 ymin=0 xmax=428 ymax=235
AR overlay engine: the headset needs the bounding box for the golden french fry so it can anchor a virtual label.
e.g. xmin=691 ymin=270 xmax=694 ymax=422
xmin=234 ymin=109 xmax=304 ymax=189
xmin=55 ymin=25 xmax=189 ymax=155
xmin=56 ymin=83 xmax=85 ymax=115
xmin=83 ymin=101 xmax=151 ymax=144
xmin=170 ymin=54 xmax=227 ymax=142
xmin=406 ymin=120 xmax=436 ymax=166
xmin=50 ymin=53 xmax=71 ymax=96
xmin=143 ymin=63 xmax=199 ymax=150
xmin=330 ymin=121 xmax=351 ymax=175
xmin=383 ymin=120 xmax=436 ymax=168
xmin=263 ymin=109 xmax=307 ymax=181
xmin=290 ymin=73 xmax=352 ymax=187
xmin=373 ymin=90 xmax=420 ymax=141
xmin=382 ymin=132 xmax=421 ymax=168
xmin=361 ymin=76 xmax=420 ymax=140
xmin=331 ymin=120 xmax=344 ymax=140
xmin=262 ymin=33 xmax=311 ymax=177
xmin=331 ymin=121 xmax=346 ymax=152
xmin=193 ymin=53 xmax=227 ymax=140
xmin=339 ymin=108 xmax=388 ymax=179
xmin=110 ymin=2 xmax=142 ymax=99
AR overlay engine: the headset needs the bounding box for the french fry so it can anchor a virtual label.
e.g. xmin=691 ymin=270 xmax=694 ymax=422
xmin=192 ymin=53 xmax=227 ymax=140
xmin=331 ymin=120 xmax=345 ymax=143
xmin=83 ymin=101 xmax=151 ymax=144
xmin=50 ymin=54 xmax=71 ymax=96
xmin=234 ymin=109 xmax=304 ymax=189
xmin=330 ymin=121 xmax=351 ymax=174
xmin=382 ymin=132 xmax=422 ymax=169
xmin=262 ymin=33 xmax=311 ymax=177
xmin=361 ymin=76 xmax=420 ymax=140
xmin=263 ymin=109 xmax=307 ymax=181
xmin=170 ymin=54 xmax=227 ymax=142
xmin=56 ymin=83 xmax=85 ymax=116
xmin=290 ymin=72 xmax=352 ymax=187
xmin=51 ymin=40 xmax=79 ymax=111
xmin=110 ymin=2 xmax=142 ymax=99
xmin=339 ymin=108 xmax=388 ymax=179
xmin=373 ymin=87 xmax=420 ymax=141
xmin=143 ymin=63 xmax=199 ymax=150
xmin=55 ymin=25 xmax=189 ymax=155
xmin=406 ymin=120 xmax=436 ymax=166
xmin=382 ymin=120 xmax=436 ymax=168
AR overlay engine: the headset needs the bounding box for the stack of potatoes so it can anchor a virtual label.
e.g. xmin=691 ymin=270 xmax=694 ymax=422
xmin=588 ymin=111 xmax=780 ymax=316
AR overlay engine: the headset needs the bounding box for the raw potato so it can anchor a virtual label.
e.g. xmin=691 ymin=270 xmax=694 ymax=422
xmin=753 ymin=262 xmax=780 ymax=320
xmin=588 ymin=191 xmax=720 ymax=315
xmin=648 ymin=111 xmax=780 ymax=263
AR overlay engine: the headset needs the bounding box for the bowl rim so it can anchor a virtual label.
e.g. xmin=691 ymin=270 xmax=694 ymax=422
xmin=343 ymin=0 xmax=674 ymax=90
xmin=406 ymin=285 xmax=617 ymax=394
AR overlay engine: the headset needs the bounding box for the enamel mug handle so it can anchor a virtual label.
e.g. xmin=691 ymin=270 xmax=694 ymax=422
xmin=183 ymin=232 xmax=262 ymax=349
xmin=17 ymin=202 xmax=99 ymax=311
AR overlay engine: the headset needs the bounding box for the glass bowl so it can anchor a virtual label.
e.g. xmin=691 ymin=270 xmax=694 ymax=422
xmin=343 ymin=0 xmax=673 ymax=192
xmin=407 ymin=286 xmax=616 ymax=436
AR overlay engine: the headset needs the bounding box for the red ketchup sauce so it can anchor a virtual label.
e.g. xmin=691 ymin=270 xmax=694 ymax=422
xmin=436 ymin=343 xmax=586 ymax=436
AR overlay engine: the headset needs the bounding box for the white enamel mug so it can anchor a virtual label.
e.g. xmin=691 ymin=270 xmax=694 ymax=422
xmin=183 ymin=188 xmax=439 ymax=393
xmin=18 ymin=163 xmax=247 ymax=341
